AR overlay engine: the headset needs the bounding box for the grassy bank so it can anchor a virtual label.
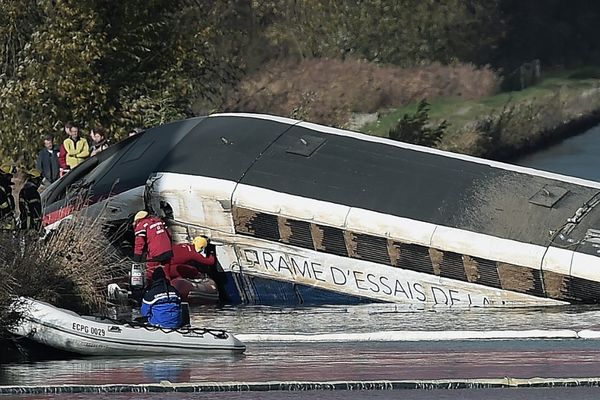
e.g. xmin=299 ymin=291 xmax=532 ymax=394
xmin=227 ymin=60 xmax=600 ymax=162
xmin=360 ymin=68 xmax=600 ymax=160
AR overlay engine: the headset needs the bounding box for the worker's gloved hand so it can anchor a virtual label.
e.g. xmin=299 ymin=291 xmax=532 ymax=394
xmin=206 ymin=242 xmax=216 ymax=256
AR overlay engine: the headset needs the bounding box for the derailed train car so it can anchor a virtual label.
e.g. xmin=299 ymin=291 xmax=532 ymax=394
xmin=42 ymin=113 xmax=600 ymax=307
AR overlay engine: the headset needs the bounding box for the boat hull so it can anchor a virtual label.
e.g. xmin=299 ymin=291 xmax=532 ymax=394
xmin=10 ymin=298 xmax=245 ymax=356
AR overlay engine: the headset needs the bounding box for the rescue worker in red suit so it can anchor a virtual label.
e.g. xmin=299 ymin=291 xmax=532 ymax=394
xmin=132 ymin=210 xmax=173 ymax=281
xmin=165 ymin=236 xmax=215 ymax=280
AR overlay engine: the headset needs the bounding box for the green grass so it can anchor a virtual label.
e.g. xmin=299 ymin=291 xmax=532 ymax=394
xmin=361 ymin=68 xmax=600 ymax=137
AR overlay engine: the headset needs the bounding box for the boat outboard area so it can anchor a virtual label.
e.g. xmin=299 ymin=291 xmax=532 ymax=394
xmin=39 ymin=112 xmax=600 ymax=308
xmin=9 ymin=298 xmax=246 ymax=356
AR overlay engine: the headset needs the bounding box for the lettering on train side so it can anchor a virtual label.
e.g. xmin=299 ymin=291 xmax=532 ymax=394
xmin=263 ymin=252 xmax=275 ymax=270
xmin=379 ymin=276 xmax=393 ymax=295
xmin=278 ymin=256 xmax=292 ymax=275
xmin=240 ymin=248 xmax=490 ymax=306
xmin=291 ymin=258 xmax=312 ymax=278
xmin=312 ymin=262 xmax=326 ymax=282
xmin=413 ymin=283 xmax=427 ymax=302
xmin=331 ymin=266 xmax=347 ymax=285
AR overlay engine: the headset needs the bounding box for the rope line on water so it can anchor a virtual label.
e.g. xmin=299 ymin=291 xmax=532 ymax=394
xmin=236 ymin=329 xmax=600 ymax=342
xmin=2 ymin=377 xmax=600 ymax=394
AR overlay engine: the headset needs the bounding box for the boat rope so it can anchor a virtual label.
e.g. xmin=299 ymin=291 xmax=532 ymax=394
xmin=94 ymin=315 xmax=229 ymax=339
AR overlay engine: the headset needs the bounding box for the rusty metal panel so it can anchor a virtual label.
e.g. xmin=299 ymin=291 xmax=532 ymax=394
xmin=463 ymin=255 xmax=502 ymax=288
xmin=231 ymin=205 xmax=589 ymax=304
xmin=429 ymin=248 xmax=443 ymax=276
xmin=566 ymin=276 xmax=600 ymax=303
xmin=498 ymin=262 xmax=544 ymax=296
xmin=387 ymin=239 xmax=401 ymax=267
xmin=233 ymin=206 xmax=280 ymax=241
xmin=311 ymin=224 xmax=348 ymax=257
xmin=543 ymin=270 xmax=571 ymax=301
xmin=463 ymin=255 xmax=479 ymax=283
xmin=433 ymin=250 xmax=467 ymax=281
xmin=278 ymin=217 xmax=314 ymax=249
xmin=396 ymin=243 xmax=435 ymax=275
xmin=232 ymin=206 xmax=254 ymax=234
xmin=344 ymin=231 xmax=357 ymax=258
xmin=349 ymin=232 xmax=391 ymax=265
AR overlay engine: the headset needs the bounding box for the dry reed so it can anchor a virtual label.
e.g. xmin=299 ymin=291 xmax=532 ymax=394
xmin=0 ymin=197 xmax=130 ymax=336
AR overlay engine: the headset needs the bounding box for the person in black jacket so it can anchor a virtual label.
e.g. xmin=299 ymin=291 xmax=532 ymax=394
xmin=0 ymin=163 xmax=16 ymax=230
xmin=19 ymin=169 xmax=43 ymax=231
xmin=36 ymin=134 xmax=60 ymax=186
xmin=141 ymin=267 xmax=183 ymax=329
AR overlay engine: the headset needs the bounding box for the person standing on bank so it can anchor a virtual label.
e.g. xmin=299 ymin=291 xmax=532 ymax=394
xmin=132 ymin=211 xmax=174 ymax=282
xmin=63 ymin=122 xmax=89 ymax=170
xmin=90 ymin=126 xmax=109 ymax=157
xmin=36 ymin=134 xmax=60 ymax=187
xmin=141 ymin=266 xmax=183 ymax=329
xmin=0 ymin=163 xmax=16 ymax=229
xmin=18 ymin=169 xmax=43 ymax=231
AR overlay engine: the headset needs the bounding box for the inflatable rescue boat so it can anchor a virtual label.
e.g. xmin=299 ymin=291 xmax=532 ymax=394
xmin=9 ymin=298 xmax=246 ymax=356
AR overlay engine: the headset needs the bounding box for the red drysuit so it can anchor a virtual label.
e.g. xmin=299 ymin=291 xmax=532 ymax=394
xmin=165 ymin=243 xmax=215 ymax=280
xmin=133 ymin=215 xmax=173 ymax=279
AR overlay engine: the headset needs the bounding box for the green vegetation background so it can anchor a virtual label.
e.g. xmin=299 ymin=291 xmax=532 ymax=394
xmin=2 ymin=0 xmax=600 ymax=166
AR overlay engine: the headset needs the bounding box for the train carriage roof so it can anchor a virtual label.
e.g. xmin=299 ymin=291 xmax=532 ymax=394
xmin=45 ymin=113 xmax=600 ymax=250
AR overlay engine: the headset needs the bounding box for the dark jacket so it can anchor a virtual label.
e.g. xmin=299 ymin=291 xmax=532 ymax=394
xmin=36 ymin=146 xmax=60 ymax=184
xmin=19 ymin=180 xmax=42 ymax=230
xmin=141 ymin=267 xmax=182 ymax=329
xmin=90 ymin=139 xmax=109 ymax=156
xmin=0 ymin=174 xmax=15 ymax=219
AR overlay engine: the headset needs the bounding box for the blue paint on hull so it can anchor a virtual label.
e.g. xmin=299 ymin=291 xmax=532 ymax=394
xmin=222 ymin=272 xmax=378 ymax=306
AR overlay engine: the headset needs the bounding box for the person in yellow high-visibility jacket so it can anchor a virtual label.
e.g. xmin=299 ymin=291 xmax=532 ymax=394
xmin=63 ymin=122 xmax=89 ymax=169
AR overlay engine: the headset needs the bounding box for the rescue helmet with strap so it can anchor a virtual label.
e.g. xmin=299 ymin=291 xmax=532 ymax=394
xmin=192 ymin=236 xmax=208 ymax=253
xmin=133 ymin=210 xmax=149 ymax=222
xmin=26 ymin=169 xmax=41 ymax=179
xmin=0 ymin=163 xmax=15 ymax=175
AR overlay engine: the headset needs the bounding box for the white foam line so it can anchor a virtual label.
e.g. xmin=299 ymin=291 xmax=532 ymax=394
xmin=236 ymin=329 xmax=593 ymax=342
xmin=5 ymin=377 xmax=600 ymax=393
xmin=578 ymin=330 xmax=600 ymax=339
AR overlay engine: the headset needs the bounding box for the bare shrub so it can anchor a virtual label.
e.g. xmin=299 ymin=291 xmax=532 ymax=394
xmin=0 ymin=202 xmax=130 ymax=336
xmin=389 ymin=99 xmax=447 ymax=147
xmin=224 ymin=58 xmax=500 ymax=127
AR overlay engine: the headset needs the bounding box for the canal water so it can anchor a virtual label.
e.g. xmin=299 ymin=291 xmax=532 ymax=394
xmin=516 ymin=124 xmax=600 ymax=182
xmin=4 ymin=124 xmax=600 ymax=399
